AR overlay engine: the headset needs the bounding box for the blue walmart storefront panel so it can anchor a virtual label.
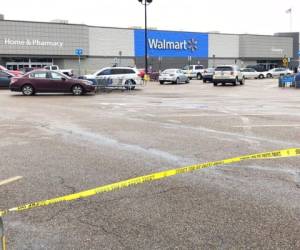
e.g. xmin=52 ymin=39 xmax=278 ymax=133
xmin=134 ymin=30 xmax=208 ymax=58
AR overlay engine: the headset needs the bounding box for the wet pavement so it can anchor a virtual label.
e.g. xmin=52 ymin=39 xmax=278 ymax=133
xmin=0 ymin=79 xmax=299 ymax=249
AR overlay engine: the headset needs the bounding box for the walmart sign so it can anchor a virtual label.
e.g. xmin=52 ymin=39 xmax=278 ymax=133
xmin=134 ymin=30 xmax=208 ymax=57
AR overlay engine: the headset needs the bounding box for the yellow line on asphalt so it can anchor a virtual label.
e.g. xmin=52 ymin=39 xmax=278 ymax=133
xmin=0 ymin=176 xmax=23 ymax=187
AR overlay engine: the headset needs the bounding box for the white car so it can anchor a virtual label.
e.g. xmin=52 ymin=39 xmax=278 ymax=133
xmin=83 ymin=67 xmax=142 ymax=90
xmin=241 ymin=68 xmax=266 ymax=79
xmin=182 ymin=65 xmax=205 ymax=80
xmin=266 ymin=68 xmax=293 ymax=78
xmin=213 ymin=65 xmax=245 ymax=86
xmin=159 ymin=69 xmax=190 ymax=85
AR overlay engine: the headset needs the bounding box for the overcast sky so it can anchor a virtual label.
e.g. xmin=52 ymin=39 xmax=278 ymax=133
xmin=2 ymin=0 xmax=299 ymax=35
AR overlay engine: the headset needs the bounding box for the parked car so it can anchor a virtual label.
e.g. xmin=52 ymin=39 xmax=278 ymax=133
xmin=137 ymin=68 xmax=145 ymax=79
xmin=10 ymin=70 xmax=95 ymax=96
xmin=159 ymin=69 xmax=189 ymax=84
xmin=82 ymin=67 xmax=142 ymax=90
xmin=0 ymin=65 xmax=23 ymax=77
xmin=44 ymin=65 xmax=74 ymax=77
xmin=241 ymin=68 xmax=266 ymax=79
xmin=213 ymin=65 xmax=245 ymax=86
xmin=202 ymin=68 xmax=215 ymax=83
xmin=182 ymin=65 xmax=205 ymax=80
xmin=0 ymin=70 xmax=14 ymax=88
xmin=246 ymin=64 xmax=278 ymax=72
xmin=266 ymin=68 xmax=293 ymax=78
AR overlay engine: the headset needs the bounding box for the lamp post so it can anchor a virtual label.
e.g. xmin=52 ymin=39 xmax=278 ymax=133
xmin=158 ymin=56 xmax=162 ymax=73
xmin=118 ymin=51 xmax=122 ymax=66
xmin=138 ymin=0 xmax=152 ymax=78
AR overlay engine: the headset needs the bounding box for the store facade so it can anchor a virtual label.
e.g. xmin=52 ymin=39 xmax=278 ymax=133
xmin=0 ymin=18 xmax=297 ymax=74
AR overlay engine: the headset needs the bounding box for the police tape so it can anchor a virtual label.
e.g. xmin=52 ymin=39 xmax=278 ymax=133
xmin=0 ymin=217 xmax=6 ymax=250
xmin=0 ymin=148 xmax=299 ymax=217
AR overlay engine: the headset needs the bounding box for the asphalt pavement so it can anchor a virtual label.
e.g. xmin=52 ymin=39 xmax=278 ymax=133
xmin=0 ymin=79 xmax=299 ymax=249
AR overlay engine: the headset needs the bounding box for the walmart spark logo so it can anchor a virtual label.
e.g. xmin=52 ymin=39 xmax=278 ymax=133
xmin=187 ymin=39 xmax=198 ymax=52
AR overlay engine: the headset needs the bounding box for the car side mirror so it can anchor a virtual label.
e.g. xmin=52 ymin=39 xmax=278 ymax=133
xmin=61 ymin=77 xmax=67 ymax=81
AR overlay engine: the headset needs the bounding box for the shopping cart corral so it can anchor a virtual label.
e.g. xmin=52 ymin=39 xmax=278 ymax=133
xmin=94 ymin=77 xmax=144 ymax=91
xmin=278 ymin=73 xmax=300 ymax=89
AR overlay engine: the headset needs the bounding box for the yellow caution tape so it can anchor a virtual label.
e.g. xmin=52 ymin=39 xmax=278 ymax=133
xmin=0 ymin=148 xmax=299 ymax=217
xmin=0 ymin=217 xmax=5 ymax=250
xmin=1 ymin=236 xmax=6 ymax=250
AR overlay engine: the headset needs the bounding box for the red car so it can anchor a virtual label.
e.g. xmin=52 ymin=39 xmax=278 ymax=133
xmin=0 ymin=65 xmax=23 ymax=77
xmin=137 ymin=69 xmax=145 ymax=79
xmin=10 ymin=70 xmax=96 ymax=96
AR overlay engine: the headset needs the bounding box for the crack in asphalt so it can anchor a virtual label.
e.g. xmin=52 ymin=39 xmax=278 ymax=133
xmin=77 ymin=216 xmax=127 ymax=249
xmin=56 ymin=176 xmax=77 ymax=194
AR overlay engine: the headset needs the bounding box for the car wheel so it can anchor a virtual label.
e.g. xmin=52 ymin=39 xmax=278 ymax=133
xmin=159 ymin=81 xmax=164 ymax=85
xmin=175 ymin=78 xmax=180 ymax=84
xmin=267 ymin=73 xmax=272 ymax=78
xmin=125 ymin=79 xmax=136 ymax=90
xmin=213 ymin=82 xmax=218 ymax=86
xmin=258 ymin=74 xmax=264 ymax=79
xmin=185 ymin=78 xmax=190 ymax=84
xmin=240 ymin=77 xmax=245 ymax=85
xmin=197 ymin=73 xmax=202 ymax=80
xmin=22 ymin=84 xmax=34 ymax=96
xmin=72 ymin=84 xmax=83 ymax=96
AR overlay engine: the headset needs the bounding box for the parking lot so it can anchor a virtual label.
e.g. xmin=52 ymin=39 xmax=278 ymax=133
xmin=0 ymin=79 xmax=300 ymax=249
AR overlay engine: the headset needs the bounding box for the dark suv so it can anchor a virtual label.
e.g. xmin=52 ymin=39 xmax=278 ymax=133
xmin=10 ymin=70 xmax=95 ymax=96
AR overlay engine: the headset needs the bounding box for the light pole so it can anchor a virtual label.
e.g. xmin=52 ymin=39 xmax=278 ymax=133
xmin=158 ymin=56 xmax=162 ymax=73
xmin=118 ymin=51 xmax=122 ymax=66
xmin=138 ymin=0 xmax=152 ymax=78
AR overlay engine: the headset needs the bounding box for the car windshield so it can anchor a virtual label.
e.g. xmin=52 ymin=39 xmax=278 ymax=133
xmin=215 ymin=66 xmax=233 ymax=71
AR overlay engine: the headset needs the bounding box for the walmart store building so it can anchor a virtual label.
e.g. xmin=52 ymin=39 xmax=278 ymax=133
xmin=0 ymin=17 xmax=299 ymax=74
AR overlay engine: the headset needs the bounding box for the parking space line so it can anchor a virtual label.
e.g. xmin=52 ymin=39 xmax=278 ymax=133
xmin=0 ymin=176 xmax=23 ymax=187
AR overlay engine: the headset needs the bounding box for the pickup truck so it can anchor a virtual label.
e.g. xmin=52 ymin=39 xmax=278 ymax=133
xmin=44 ymin=65 xmax=73 ymax=77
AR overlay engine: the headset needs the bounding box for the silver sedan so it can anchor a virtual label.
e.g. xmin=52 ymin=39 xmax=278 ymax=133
xmin=159 ymin=69 xmax=190 ymax=85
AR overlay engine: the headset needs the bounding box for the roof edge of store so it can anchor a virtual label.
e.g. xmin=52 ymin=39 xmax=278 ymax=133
xmin=0 ymin=16 xmax=296 ymax=38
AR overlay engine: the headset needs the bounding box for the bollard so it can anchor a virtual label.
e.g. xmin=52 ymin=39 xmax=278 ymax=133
xmin=0 ymin=217 xmax=6 ymax=250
